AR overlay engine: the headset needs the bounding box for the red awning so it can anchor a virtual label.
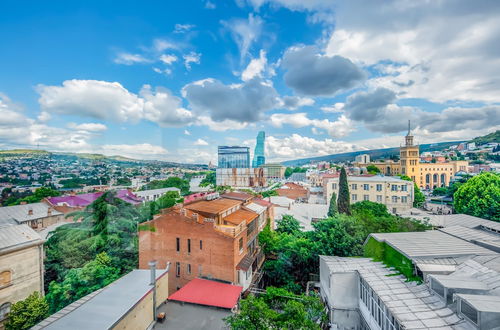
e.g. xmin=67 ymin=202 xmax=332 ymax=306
xmin=168 ymin=278 xmax=242 ymax=309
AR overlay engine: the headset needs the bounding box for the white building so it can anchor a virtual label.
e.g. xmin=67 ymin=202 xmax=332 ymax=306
xmin=135 ymin=187 xmax=180 ymax=202
xmin=355 ymin=154 xmax=371 ymax=164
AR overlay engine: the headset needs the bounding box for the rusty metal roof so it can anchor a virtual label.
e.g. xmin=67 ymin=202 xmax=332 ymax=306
xmin=185 ymin=198 xmax=241 ymax=215
xmin=223 ymin=209 xmax=258 ymax=225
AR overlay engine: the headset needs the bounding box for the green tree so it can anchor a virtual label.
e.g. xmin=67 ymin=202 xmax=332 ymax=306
xmin=276 ymin=215 xmax=302 ymax=235
xmin=224 ymin=287 xmax=326 ymax=330
xmin=46 ymin=252 xmax=120 ymax=313
xmin=400 ymin=175 xmax=426 ymax=208
xmin=5 ymin=292 xmax=49 ymax=330
xmin=327 ymin=192 xmax=338 ymax=217
xmin=352 ymin=201 xmax=390 ymax=218
xmin=432 ymin=187 xmax=447 ymax=196
xmin=199 ymin=171 xmax=216 ymax=187
xmin=261 ymin=190 xmax=278 ymax=198
xmin=142 ymin=177 xmax=190 ymax=195
xmin=454 ymin=172 xmax=500 ymax=221
xmin=366 ymin=164 xmax=380 ymax=174
xmin=337 ymin=167 xmax=351 ymax=215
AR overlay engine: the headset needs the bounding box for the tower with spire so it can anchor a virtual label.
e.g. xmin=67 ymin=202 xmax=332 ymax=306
xmin=400 ymin=120 xmax=419 ymax=178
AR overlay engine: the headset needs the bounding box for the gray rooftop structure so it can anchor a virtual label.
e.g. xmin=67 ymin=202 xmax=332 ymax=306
xmin=369 ymin=231 xmax=494 ymax=259
xmin=439 ymin=225 xmax=500 ymax=253
xmin=0 ymin=223 xmax=43 ymax=253
xmin=154 ymin=301 xmax=231 ymax=330
xmin=38 ymin=268 xmax=168 ymax=330
xmin=0 ymin=202 xmax=62 ymax=225
xmin=320 ymin=256 xmax=474 ymax=329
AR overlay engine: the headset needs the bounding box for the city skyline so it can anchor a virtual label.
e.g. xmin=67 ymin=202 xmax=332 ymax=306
xmin=1 ymin=1 xmax=499 ymax=164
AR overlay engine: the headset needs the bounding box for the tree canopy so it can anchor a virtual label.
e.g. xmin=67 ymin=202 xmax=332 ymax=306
xmin=5 ymin=292 xmax=49 ymax=330
xmin=366 ymin=164 xmax=380 ymax=174
xmin=327 ymin=192 xmax=337 ymax=217
xmin=224 ymin=287 xmax=327 ymax=330
xmin=454 ymin=172 xmax=500 ymax=221
xmin=260 ymin=202 xmax=430 ymax=292
xmin=337 ymin=167 xmax=351 ymax=215
xmin=142 ymin=176 xmax=190 ymax=195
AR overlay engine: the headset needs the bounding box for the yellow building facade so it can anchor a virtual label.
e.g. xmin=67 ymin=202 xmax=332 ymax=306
xmin=356 ymin=126 xmax=468 ymax=190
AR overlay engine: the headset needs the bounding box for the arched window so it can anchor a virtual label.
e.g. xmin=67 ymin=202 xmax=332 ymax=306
xmin=0 ymin=270 xmax=11 ymax=288
xmin=0 ymin=302 xmax=11 ymax=321
xmin=426 ymin=174 xmax=431 ymax=184
xmin=441 ymin=173 xmax=446 ymax=187
xmin=433 ymin=173 xmax=439 ymax=184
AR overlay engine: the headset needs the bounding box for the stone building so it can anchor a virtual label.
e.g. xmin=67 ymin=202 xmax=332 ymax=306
xmin=0 ymin=202 xmax=64 ymax=231
xmin=355 ymin=123 xmax=468 ymax=189
xmin=323 ymin=176 xmax=414 ymax=214
xmin=0 ymin=223 xmax=44 ymax=328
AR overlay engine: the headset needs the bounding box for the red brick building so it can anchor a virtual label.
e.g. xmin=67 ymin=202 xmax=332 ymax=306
xmin=138 ymin=193 xmax=273 ymax=294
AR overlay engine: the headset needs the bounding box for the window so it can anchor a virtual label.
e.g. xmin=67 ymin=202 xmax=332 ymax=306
xmin=391 ymin=196 xmax=398 ymax=203
xmin=376 ymin=195 xmax=382 ymax=202
xmin=351 ymin=184 xmax=357 ymax=190
xmin=401 ymin=185 xmax=407 ymax=192
xmin=363 ymin=195 xmax=369 ymax=201
xmin=401 ymin=196 xmax=408 ymax=203
xmin=239 ymin=238 xmax=243 ymax=252
xmin=363 ymin=184 xmax=369 ymax=191
xmin=175 ymin=262 xmax=180 ymax=277
xmin=198 ymin=265 xmax=203 ymax=276
xmin=187 ymin=239 xmax=191 ymax=254
xmin=460 ymin=300 xmax=478 ymax=325
xmin=187 ymin=264 xmax=191 ymax=274
xmin=332 ymin=183 xmax=337 ymax=190
xmin=176 ymin=238 xmax=180 ymax=252
xmin=376 ymin=184 xmax=382 ymax=191
xmin=200 ymin=240 xmax=203 ymax=250
xmin=351 ymin=194 xmax=357 ymax=201
xmin=0 ymin=270 xmax=12 ymax=288
xmin=391 ymin=185 xmax=398 ymax=191
xmin=0 ymin=302 xmax=11 ymax=321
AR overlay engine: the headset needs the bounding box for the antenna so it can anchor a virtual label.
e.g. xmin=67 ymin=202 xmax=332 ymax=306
xmin=407 ymin=120 xmax=411 ymax=136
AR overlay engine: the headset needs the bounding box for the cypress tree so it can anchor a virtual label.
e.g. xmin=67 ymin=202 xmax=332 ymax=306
xmin=337 ymin=167 xmax=351 ymax=215
xmin=327 ymin=192 xmax=338 ymax=217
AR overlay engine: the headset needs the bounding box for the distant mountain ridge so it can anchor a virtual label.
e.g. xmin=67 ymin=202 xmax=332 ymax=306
xmin=281 ymin=141 xmax=462 ymax=167
xmin=0 ymin=149 xmax=205 ymax=167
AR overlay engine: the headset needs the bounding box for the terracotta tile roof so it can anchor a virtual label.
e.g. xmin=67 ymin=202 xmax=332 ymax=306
xmin=253 ymin=198 xmax=272 ymax=207
xmin=276 ymin=188 xmax=308 ymax=201
xmin=185 ymin=198 xmax=241 ymax=215
xmin=223 ymin=209 xmax=258 ymax=225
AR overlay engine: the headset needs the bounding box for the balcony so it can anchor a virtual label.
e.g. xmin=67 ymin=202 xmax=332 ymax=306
xmin=214 ymin=222 xmax=246 ymax=237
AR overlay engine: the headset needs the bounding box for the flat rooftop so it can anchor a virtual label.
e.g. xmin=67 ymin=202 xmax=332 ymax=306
xmin=38 ymin=268 xmax=168 ymax=330
xmin=168 ymin=278 xmax=242 ymax=309
xmin=369 ymin=230 xmax=494 ymax=259
xmin=185 ymin=198 xmax=241 ymax=215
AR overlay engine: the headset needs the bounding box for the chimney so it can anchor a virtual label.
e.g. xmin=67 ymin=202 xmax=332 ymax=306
xmin=28 ymin=208 xmax=33 ymax=216
xmin=149 ymin=260 xmax=157 ymax=285
xmin=20 ymin=201 xmax=27 ymax=205
xmin=47 ymin=207 xmax=53 ymax=216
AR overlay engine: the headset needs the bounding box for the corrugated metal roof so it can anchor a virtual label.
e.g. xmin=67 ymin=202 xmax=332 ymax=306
xmin=456 ymin=294 xmax=500 ymax=313
xmin=245 ymin=202 xmax=266 ymax=215
xmin=439 ymin=225 xmax=500 ymax=243
xmin=0 ymin=202 xmax=62 ymax=224
xmin=0 ymin=224 xmax=43 ymax=251
xmin=369 ymin=231 xmax=493 ymax=259
xmin=168 ymin=278 xmax=242 ymax=309
xmin=320 ymin=256 xmax=473 ymax=329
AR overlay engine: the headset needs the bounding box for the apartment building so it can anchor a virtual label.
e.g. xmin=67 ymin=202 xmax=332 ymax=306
xmin=323 ymin=176 xmax=414 ymax=214
xmin=138 ymin=193 xmax=272 ymax=294
xmin=0 ymin=202 xmax=64 ymax=230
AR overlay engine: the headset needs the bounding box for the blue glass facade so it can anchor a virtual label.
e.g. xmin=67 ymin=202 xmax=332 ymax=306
xmin=252 ymin=131 xmax=266 ymax=168
xmin=218 ymin=146 xmax=250 ymax=168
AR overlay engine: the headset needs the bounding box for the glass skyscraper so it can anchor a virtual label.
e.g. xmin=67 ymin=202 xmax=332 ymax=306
xmin=252 ymin=131 xmax=266 ymax=168
xmin=218 ymin=146 xmax=250 ymax=168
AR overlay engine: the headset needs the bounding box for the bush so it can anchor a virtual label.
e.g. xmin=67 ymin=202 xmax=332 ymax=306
xmin=5 ymin=292 xmax=49 ymax=330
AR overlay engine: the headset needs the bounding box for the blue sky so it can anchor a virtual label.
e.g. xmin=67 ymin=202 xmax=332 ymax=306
xmin=1 ymin=0 xmax=499 ymax=163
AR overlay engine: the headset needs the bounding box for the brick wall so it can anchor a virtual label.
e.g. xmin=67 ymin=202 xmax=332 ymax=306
xmin=138 ymin=211 xmax=247 ymax=294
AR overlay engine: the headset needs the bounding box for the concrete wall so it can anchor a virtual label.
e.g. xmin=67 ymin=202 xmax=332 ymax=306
xmin=112 ymin=272 xmax=169 ymax=330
